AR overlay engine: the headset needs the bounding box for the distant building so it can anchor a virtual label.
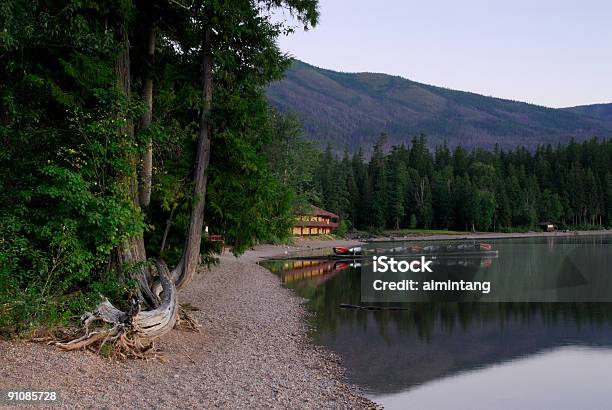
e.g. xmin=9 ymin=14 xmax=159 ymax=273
xmin=292 ymin=206 xmax=339 ymax=236
xmin=538 ymin=221 xmax=557 ymax=232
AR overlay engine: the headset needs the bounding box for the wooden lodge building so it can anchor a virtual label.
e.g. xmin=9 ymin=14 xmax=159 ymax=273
xmin=292 ymin=206 xmax=339 ymax=236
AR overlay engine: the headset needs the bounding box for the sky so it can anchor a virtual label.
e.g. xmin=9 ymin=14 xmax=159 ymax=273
xmin=274 ymin=0 xmax=612 ymax=108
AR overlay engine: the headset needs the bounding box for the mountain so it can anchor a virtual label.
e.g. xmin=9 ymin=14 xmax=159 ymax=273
xmin=266 ymin=60 xmax=612 ymax=151
xmin=562 ymin=103 xmax=612 ymax=123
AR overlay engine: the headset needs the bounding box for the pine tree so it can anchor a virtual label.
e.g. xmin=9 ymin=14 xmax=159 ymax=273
xmin=432 ymin=168 xmax=453 ymax=229
xmin=369 ymin=135 xmax=388 ymax=229
xmin=387 ymin=148 xmax=407 ymax=229
xmin=474 ymin=190 xmax=497 ymax=231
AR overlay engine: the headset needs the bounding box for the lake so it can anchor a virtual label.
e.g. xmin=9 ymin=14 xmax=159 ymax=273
xmin=261 ymin=235 xmax=612 ymax=409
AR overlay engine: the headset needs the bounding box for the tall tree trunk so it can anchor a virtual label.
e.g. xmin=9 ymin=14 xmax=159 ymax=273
xmin=138 ymin=23 xmax=155 ymax=208
xmin=172 ymin=26 xmax=213 ymax=290
xmin=112 ymin=26 xmax=157 ymax=308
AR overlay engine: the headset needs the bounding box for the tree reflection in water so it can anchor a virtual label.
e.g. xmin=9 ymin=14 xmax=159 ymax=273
xmin=261 ymin=235 xmax=612 ymax=396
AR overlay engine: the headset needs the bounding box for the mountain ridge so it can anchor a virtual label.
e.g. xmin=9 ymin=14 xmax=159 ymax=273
xmin=562 ymin=103 xmax=612 ymax=123
xmin=266 ymin=60 xmax=612 ymax=151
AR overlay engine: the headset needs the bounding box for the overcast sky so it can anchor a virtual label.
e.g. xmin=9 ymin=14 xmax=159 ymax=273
xmin=275 ymin=0 xmax=612 ymax=108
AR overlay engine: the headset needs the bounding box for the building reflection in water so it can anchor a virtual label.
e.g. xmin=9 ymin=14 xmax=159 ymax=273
xmin=267 ymin=259 xmax=356 ymax=286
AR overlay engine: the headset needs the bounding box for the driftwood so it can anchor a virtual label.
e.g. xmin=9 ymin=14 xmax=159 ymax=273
xmin=55 ymin=260 xmax=178 ymax=358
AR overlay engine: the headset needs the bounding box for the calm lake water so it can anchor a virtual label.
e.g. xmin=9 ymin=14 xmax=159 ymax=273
xmin=261 ymin=235 xmax=612 ymax=409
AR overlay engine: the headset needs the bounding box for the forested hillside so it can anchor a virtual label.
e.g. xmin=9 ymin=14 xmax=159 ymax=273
xmin=267 ymin=60 xmax=612 ymax=152
xmin=563 ymin=103 xmax=612 ymax=122
xmin=276 ymin=119 xmax=612 ymax=232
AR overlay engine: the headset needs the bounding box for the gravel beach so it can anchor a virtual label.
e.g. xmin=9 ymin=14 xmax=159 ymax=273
xmin=0 ymin=240 xmax=376 ymax=409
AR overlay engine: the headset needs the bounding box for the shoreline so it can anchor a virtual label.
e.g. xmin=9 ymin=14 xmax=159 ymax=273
xmin=366 ymin=229 xmax=612 ymax=243
xmin=259 ymin=231 xmax=611 ymax=260
xmin=2 ymin=231 xmax=607 ymax=407
xmin=0 ymin=240 xmax=375 ymax=409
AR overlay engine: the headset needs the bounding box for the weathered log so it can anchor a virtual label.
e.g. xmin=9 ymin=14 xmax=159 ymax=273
xmin=55 ymin=259 xmax=178 ymax=355
xmin=132 ymin=260 xmax=178 ymax=338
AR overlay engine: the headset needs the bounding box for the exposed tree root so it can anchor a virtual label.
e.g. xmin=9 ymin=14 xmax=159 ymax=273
xmin=176 ymin=304 xmax=201 ymax=332
xmin=53 ymin=259 xmax=178 ymax=359
xmin=54 ymin=324 xmax=161 ymax=360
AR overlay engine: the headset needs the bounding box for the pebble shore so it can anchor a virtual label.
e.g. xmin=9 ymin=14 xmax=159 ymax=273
xmin=0 ymin=241 xmax=377 ymax=409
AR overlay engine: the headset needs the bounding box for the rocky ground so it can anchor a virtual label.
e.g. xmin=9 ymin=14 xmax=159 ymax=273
xmin=0 ymin=239 xmax=377 ymax=409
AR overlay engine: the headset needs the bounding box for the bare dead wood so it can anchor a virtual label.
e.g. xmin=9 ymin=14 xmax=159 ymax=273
xmin=54 ymin=260 xmax=178 ymax=358
xmin=133 ymin=260 xmax=178 ymax=338
xmin=115 ymin=238 xmax=159 ymax=309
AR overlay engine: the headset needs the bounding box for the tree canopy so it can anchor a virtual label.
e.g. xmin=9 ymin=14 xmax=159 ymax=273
xmin=0 ymin=0 xmax=318 ymax=338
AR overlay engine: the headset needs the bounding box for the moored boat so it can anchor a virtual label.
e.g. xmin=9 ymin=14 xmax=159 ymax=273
xmin=333 ymin=246 xmax=363 ymax=256
xmin=479 ymin=243 xmax=492 ymax=251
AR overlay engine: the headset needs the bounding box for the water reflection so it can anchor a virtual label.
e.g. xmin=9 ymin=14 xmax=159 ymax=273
xmin=373 ymin=346 xmax=612 ymax=410
xmin=260 ymin=235 xmax=612 ymax=407
xmin=267 ymin=259 xmax=355 ymax=285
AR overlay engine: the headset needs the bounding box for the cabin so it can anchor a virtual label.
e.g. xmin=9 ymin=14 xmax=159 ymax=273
xmin=538 ymin=221 xmax=557 ymax=232
xmin=292 ymin=206 xmax=339 ymax=236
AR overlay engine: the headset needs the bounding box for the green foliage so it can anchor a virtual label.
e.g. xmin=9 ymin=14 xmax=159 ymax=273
xmin=0 ymin=0 xmax=146 ymax=334
xmin=473 ymin=190 xmax=496 ymax=231
xmin=334 ymin=220 xmax=349 ymax=237
xmin=539 ymin=189 xmax=563 ymax=223
xmin=1 ymin=0 xmax=319 ymax=336
xmin=263 ymin=110 xmax=322 ymax=208
xmin=307 ymin=136 xmax=612 ymax=232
